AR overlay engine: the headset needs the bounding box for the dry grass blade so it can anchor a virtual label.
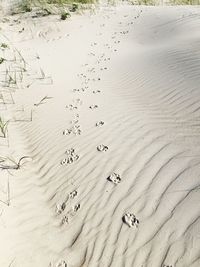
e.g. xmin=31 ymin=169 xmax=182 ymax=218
xmin=0 ymin=156 xmax=31 ymax=170
xmin=0 ymin=117 xmax=9 ymax=138
xmin=34 ymin=95 xmax=53 ymax=106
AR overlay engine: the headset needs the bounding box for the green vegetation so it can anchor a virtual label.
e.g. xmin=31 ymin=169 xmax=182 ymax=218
xmin=70 ymin=3 xmax=79 ymax=11
xmin=61 ymin=11 xmax=71 ymax=19
xmin=46 ymin=0 xmax=93 ymax=4
xmin=4 ymin=0 xmax=95 ymax=17
xmin=2 ymin=0 xmax=199 ymax=18
xmin=19 ymin=0 xmax=32 ymax=12
xmin=1 ymin=43 xmax=9 ymax=49
xmin=0 ymin=57 xmax=5 ymax=64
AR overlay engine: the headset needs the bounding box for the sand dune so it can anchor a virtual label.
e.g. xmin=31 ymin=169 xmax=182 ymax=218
xmin=0 ymin=3 xmax=200 ymax=267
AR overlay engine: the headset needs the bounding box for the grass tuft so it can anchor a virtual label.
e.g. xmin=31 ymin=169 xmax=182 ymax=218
xmin=61 ymin=11 xmax=71 ymax=19
xmin=1 ymin=43 xmax=9 ymax=49
xmin=19 ymin=0 xmax=32 ymax=12
xmin=0 ymin=57 xmax=5 ymax=64
xmin=70 ymin=3 xmax=79 ymax=11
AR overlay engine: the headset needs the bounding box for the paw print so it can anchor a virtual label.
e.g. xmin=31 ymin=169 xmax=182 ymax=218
xmin=56 ymin=202 xmax=66 ymax=214
xmin=69 ymin=190 xmax=78 ymax=199
xmin=122 ymin=213 xmax=139 ymax=228
xmin=97 ymin=144 xmax=108 ymax=152
xmin=95 ymin=121 xmax=104 ymax=127
xmin=60 ymin=148 xmax=79 ymax=165
xmin=107 ymin=173 xmax=121 ymax=184
xmin=56 ymin=260 xmax=67 ymax=267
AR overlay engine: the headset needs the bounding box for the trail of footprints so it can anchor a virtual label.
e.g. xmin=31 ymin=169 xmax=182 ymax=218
xmin=54 ymin=8 xmax=147 ymax=266
xmin=58 ymin=8 xmax=145 ymax=226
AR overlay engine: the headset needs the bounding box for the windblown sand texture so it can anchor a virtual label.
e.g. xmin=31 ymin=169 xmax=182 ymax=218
xmin=0 ymin=3 xmax=200 ymax=267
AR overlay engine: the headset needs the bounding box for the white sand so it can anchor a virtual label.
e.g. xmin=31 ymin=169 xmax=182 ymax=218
xmin=0 ymin=3 xmax=200 ymax=267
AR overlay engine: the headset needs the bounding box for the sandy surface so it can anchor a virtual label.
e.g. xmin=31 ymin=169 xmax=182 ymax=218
xmin=0 ymin=3 xmax=200 ymax=267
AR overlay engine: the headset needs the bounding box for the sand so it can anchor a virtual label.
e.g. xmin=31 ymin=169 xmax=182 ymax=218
xmin=0 ymin=3 xmax=200 ymax=267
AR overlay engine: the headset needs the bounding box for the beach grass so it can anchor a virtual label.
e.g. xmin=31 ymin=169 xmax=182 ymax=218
xmin=3 ymin=0 xmax=95 ymax=16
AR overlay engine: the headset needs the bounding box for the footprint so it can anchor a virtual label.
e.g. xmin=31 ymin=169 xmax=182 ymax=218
xmin=73 ymin=98 xmax=82 ymax=106
xmin=95 ymin=121 xmax=104 ymax=127
xmin=97 ymin=144 xmax=108 ymax=152
xmin=63 ymin=125 xmax=81 ymax=136
xmin=60 ymin=148 xmax=79 ymax=165
xmin=75 ymin=113 xmax=79 ymax=118
xmin=56 ymin=260 xmax=67 ymax=267
xmin=70 ymin=118 xmax=79 ymax=124
xmin=63 ymin=129 xmax=71 ymax=135
xmin=19 ymin=27 xmax=25 ymax=33
xmin=92 ymin=90 xmax=101 ymax=94
xmin=73 ymin=203 xmax=80 ymax=212
xmin=66 ymin=104 xmax=77 ymax=110
xmin=122 ymin=213 xmax=139 ymax=228
xmin=65 ymin=148 xmax=75 ymax=155
xmin=69 ymin=190 xmax=78 ymax=199
xmin=89 ymin=104 xmax=98 ymax=110
xmin=100 ymin=67 xmax=107 ymax=71
xmin=107 ymin=173 xmax=121 ymax=184
xmin=87 ymin=67 xmax=95 ymax=73
xmin=56 ymin=202 xmax=66 ymax=215
xmin=61 ymin=214 xmax=69 ymax=225
xmin=120 ymin=30 xmax=129 ymax=34
xmin=72 ymin=125 xmax=81 ymax=135
xmin=91 ymin=42 xmax=97 ymax=46
xmin=73 ymin=88 xmax=80 ymax=92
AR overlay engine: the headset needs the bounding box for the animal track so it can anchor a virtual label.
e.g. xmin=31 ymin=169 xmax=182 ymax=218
xmin=56 ymin=202 xmax=66 ymax=215
xmin=122 ymin=213 xmax=139 ymax=228
xmin=63 ymin=129 xmax=71 ymax=135
xmin=69 ymin=190 xmax=78 ymax=199
xmin=66 ymin=99 xmax=82 ymax=110
xmin=120 ymin=30 xmax=129 ymax=34
xmin=73 ymin=98 xmax=82 ymax=106
xmin=97 ymin=144 xmax=108 ymax=152
xmin=61 ymin=215 xmax=69 ymax=225
xmin=65 ymin=104 xmax=77 ymax=110
xmin=89 ymin=104 xmax=98 ymax=110
xmin=100 ymin=67 xmax=107 ymax=71
xmin=55 ymin=260 xmax=67 ymax=267
xmin=95 ymin=121 xmax=104 ymax=127
xmin=60 ymin=148 xmax=79 ymax=165
xmin=91 ymin=42 xmax=97 ymax=46
xmin=73 ymin=203 xmax=80 ymax=212
xmin=92 ymin=90 xmax=101 ymax=94
xmin=107 ymin=172 xmax=121 ymax=184
xmin=63 ymin=125 xmax=81 ymax=136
